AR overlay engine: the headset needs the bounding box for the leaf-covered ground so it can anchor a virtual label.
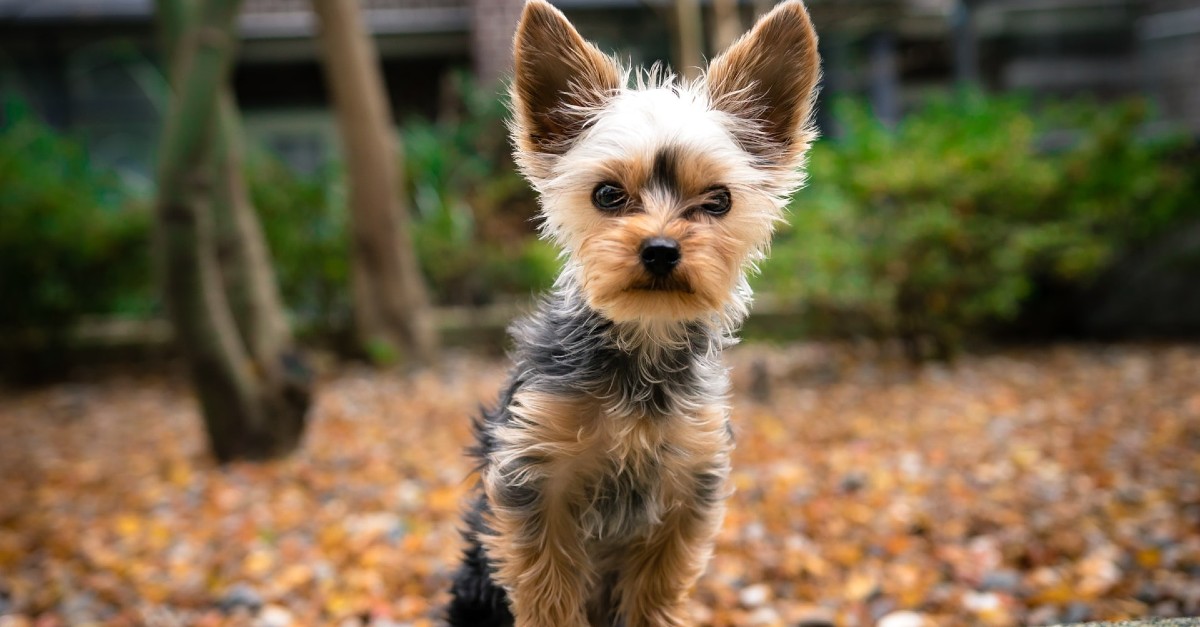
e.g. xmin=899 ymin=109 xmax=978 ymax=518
xmin=1 ymin=344 xmax=1199 ymax=626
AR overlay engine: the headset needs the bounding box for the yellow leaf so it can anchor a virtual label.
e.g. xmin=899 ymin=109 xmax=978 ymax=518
xmin=1135 ymin=547 xmax=1160 ymax=568
xmin=114 ymin=514 xmax=141 ymax=539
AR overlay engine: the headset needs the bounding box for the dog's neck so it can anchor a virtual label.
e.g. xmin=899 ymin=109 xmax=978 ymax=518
xmin=510 ymin=272 xmax=736 ymax=418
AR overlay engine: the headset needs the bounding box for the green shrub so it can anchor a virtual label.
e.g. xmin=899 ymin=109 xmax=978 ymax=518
xmin=248 ymin=155 xmax=352 ymax=338
xmin=0 ymin=93 xmax=556 ymax=357
xmin=10 ymin=83 xmax=1193 ymax=364
xmin=0 ymin=101 xmax=153 ymax=339
xmin=759 ymin=93 xmax=1199 ymax=358
xmin=401 ymin=73 xmax=557 ymax=305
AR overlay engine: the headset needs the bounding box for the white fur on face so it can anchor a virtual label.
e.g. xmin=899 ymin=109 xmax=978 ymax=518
xmin=536 ymin=77 xmax=802 ymax=259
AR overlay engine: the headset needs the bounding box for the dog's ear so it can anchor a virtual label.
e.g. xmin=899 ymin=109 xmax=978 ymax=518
xmin=511 ymin=0 xmax=621 ymax=158
xmin=706 ymin=0 xmax=821 ymax=164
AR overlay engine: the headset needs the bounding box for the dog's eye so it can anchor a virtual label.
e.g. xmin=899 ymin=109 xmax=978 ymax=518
xmin=592 ymin=183 xmax=627 ymax=211
xmin=700 ymin=187 xmax=732 ymax=216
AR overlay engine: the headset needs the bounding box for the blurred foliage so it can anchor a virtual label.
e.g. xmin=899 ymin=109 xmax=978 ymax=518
xmin=249 ymin=74 xmax=557 ymax=341
xmin=0 ymin=75 xmax=556 ymax=356
xmin=4 ymin=88 xmax=1198 ymax=363
xmin=758 ymin=93 xmax=1200 ymax=359
xmin=0 ymin=101 xmax=153 ymax=345
xmin=247 ymin=156 xmax=352 ymax=339
xmin=401 ymin=73 xmax=557 ymax=306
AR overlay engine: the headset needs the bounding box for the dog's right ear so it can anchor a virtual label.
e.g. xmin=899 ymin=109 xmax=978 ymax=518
xmin=511 ymin=0 xmax=621 ymax=160
xmin=706 ymin=0 xmax=821 ymax=167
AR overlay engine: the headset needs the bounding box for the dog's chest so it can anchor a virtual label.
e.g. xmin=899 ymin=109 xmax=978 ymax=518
xmin=579 ymin=456 xmax=663 ymax=541
xmin=572 ymin=416 xmax=707 ymax=543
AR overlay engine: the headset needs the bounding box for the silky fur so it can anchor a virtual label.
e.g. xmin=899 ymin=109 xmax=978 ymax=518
xmin=448 ymin=1 xmax=820 ymax=625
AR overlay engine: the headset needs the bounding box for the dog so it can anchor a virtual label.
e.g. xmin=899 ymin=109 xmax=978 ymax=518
xmin=448 ymin=1 xmax=820 ymax=625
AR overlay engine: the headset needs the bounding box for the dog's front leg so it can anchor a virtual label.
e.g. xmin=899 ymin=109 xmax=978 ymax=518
xmin=482 ymin=392 xmax=595 ymax=627
xmin=482 ymin=466 xmax=592 ymax=627
xmin=614 ymin=498 xmax=724 ymax=627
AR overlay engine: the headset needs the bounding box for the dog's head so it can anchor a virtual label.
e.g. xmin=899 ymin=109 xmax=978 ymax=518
xmin=511 ymin=0 xmax=820 ymax=326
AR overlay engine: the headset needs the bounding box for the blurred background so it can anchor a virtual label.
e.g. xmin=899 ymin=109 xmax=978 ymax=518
xmin=2 ymin=0 xmax=1200 ymax=370
xmin=1 ymin=0 xmax=1199 ymax=626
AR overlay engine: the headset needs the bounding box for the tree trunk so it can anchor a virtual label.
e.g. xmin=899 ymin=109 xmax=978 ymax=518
xmin=210 ymin=87 xmax=294 ymax=367
xmin=673 ymin=0 xmax=705 ymax=80
xmin=155 ymin=0 xmax=311 ymax=463
xmin=312 ymin=0 xmax=437 ymax=365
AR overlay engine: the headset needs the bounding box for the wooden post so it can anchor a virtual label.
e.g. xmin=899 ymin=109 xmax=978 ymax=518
xmin=674 ymin=0 xmax=705 ymax=80
xmin=712 ymin=0 xmax=743 ymax=53
xmin=953 ymin=0 xmax=980 ymax=87
xmin=869 ymin=30 xmax=901 ymax=127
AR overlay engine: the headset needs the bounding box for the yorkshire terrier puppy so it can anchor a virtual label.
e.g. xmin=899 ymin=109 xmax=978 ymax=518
xmin=448 ymin=1 xmax=820 ymax=625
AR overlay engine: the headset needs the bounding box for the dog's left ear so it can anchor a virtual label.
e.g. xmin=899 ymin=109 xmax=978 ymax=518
xmin=706 ymin=0 xmax=821 ymax=165
xmin=511 ymin=0 xmax=622 ymax=162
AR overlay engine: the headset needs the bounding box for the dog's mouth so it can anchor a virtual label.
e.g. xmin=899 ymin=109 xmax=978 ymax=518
xmin=627 ymin=276 xmax=694 ymax=294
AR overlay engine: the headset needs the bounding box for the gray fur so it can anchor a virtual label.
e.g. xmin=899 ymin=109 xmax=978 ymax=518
xmin=509 ymin=274 xmax=734 ymax=419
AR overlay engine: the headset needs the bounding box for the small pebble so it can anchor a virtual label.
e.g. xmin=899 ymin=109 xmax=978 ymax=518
xmin=748 ymin=606 xmax=781 ymax=626
xmin=876 ymin=610 xmax=928 ymax=627
xmin=962 ymin=591 xmax=1000 ymax=613
xmin=739 ymin=583 xmax=772 ymax=608
xmin=254 ymin=604 xmax=293 ymax=627
xmin=980 ymin=569 xmax=1021 ymax=593
xmin=217 ymin=583 xmax=263 ymax=614
xmin=1062 ymin=601 xmax=1091 ymax=623
xmin=789 ymin=604 xmax=836 ymax=627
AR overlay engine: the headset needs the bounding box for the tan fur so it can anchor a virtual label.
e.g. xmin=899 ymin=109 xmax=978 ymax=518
xmin=614 ymin=501 xmax=725 ymax=627
xmin=611 ymin=404 xmax=730 ymax=627
xmin=483 ymin=390 xmax=731 ymax=626
xmin=577 ymin=204 xmax=744 ymax=323
xmin=481 ymin=392 xmax=598 ymax=627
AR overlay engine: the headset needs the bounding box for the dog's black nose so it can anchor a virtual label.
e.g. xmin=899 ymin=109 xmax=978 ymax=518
xmin=640 ymin=237 xmax=681 ymax=277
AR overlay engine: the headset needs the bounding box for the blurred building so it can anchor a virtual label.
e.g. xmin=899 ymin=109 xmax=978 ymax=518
xmin=1 ymin=0 xmax=1197 ymax=180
